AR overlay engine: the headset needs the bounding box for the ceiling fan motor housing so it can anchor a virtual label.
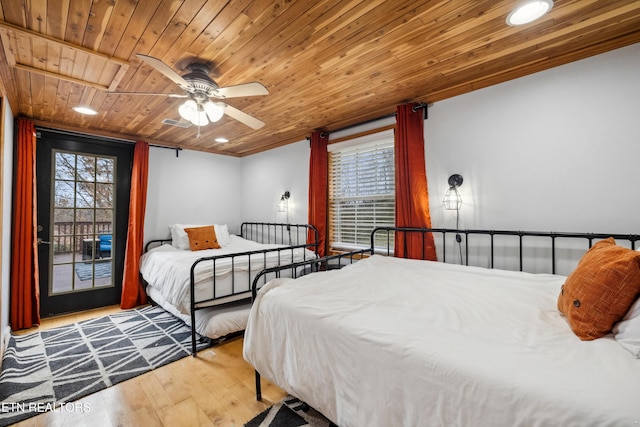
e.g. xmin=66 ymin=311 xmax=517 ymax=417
xmin=182 ymin=63 xmax=219 ymax=96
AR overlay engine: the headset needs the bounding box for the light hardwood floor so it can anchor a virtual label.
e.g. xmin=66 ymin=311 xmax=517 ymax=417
xmin=12 ymin=305 xmax=286 ymax=427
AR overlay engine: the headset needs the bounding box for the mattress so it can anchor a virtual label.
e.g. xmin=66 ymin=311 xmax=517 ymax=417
xmin=146 ymin=284 xmax=250 ymax=340
xmin=243 ymin=255 xmax=640 ymax=427
xmin=140 ymin=234 xmax=316 ymax=314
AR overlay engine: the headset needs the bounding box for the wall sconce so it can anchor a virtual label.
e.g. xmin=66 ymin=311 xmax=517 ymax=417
xmin=278 ymin=191 xmax=290 ymax=213
xmin=444 ymin=174 xmax=464 ymax=261
xmin=443 ymin=174 xmax=463 ymax=210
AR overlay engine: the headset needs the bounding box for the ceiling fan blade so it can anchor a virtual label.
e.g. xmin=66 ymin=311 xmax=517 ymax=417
xmin=108 ymin=91 xmax=188 ymax=98
xmin=136 ymin=54 xmax=191 ymax=90
xmin=214 ymin=82 xmax=269 ymax=98
xmin=223 ymin=104 xmax=265 ymax=129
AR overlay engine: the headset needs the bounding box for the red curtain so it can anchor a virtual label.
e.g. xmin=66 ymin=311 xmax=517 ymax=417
xmin=307 ymin=131 xmax=329 ymax=256
xmin=121 ymin=141 xmax=149 ymax=309
xmin=10 ymin=118 xmax=40 ymax=329
xmin=394 ymin=103 xmax=437 ymax=260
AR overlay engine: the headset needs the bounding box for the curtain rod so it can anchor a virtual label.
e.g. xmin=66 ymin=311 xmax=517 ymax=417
xmin=309 ymin=102 xmax=429 ymax=139
xmin=34 ymin=125 xmax=183 ymax=157
xmin=35 ymin=125 xmax=134 ymax=144
xmin=149 ymin=144 xmax=183 ymax=157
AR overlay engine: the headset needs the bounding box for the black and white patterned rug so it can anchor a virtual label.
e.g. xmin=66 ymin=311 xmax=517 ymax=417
xmin=0 ymin=305 xmax=210 ymax=426
xmin=245 ymin=396 xmax=337 ymax=427
xmin=74 ymin=260 xmax=112 ymax=281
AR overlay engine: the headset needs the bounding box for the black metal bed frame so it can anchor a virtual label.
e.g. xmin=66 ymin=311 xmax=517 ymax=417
xmin=143 ymin=222 xmax=319 ymax=356
xmin=373 ymin=227 xmax=639 ymax=273
xmin=249 ymin=226 xmax=639 ymax=400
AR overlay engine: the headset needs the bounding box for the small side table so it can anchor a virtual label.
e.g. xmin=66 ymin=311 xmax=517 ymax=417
xmin=82 ymin=238 xmax=100 ymax=260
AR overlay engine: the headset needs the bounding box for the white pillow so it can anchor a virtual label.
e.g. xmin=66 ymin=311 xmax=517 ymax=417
xmin=214 ymin=224 xmax=231 ymax=246
xmin=169 ymin=224 xmax=231 ymax=249
xmin=613 ymin=297 xmax=640 ymax=358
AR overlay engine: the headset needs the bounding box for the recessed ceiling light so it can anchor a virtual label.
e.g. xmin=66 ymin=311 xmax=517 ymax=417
xmin=215 ymin=137 xmax=229 ymax=143
xmin=72 ymin=106 xmax=98 ymax=115
xmin=506 ymin=0 xmax=553 ymax=26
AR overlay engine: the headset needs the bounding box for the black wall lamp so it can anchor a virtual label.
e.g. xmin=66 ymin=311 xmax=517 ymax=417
xmin=443 ymin=174 xmax=463 ymax=210
xmin=278 ymin=191 xmax=290 ymax=213
xmin=444 ymin=174 xmax=464 ymax=258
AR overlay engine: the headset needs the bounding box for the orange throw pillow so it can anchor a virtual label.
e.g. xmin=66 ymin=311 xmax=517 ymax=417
xmin=558 ymin=237 xmax=640 ymax=340
xmin=184 ymin=225 xmax=221 ymax=251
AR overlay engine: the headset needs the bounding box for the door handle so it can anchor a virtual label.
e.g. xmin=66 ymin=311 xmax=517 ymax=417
xmin=37 ymin=238 xmax=51 ymax=245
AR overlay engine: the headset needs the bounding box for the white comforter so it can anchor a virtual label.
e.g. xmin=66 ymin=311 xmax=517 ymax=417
xmin=140 ymin=235 xmax=316 ymax=314
xmin=244 ymin=255 xmax=640 ymax=427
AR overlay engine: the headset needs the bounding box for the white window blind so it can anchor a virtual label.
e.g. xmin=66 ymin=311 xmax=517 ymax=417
xmin=328 ymin=131 xmax=395 ymax=252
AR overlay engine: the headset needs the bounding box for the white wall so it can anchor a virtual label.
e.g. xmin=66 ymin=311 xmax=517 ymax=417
xmin=236 ymin=42 xmax=640 ymax=274
xmin=238 ymin=42 xmax=640 ymax=239
xmin=144 ymin=147 xmax=243 ymax=238
xmin=425 ymin=42 xmax=640 ymax=234
xmin=240 ymin=140 xmax=311 ymax=226
xmin=239 ymin=118 xmax=398 ymax=226
xmin=1 ymin=99 xmax=14 ymax=353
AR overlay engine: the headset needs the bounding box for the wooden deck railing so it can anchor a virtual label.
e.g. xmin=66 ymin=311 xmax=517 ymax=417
xmin=52 ymin=221 xmax=112 ymax=254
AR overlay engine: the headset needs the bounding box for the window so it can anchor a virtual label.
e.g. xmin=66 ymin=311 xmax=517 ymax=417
xmin=328 ymin=129 xmax=395 ymax=252
xmin=51 ymin=150 xmax=115 ymax=294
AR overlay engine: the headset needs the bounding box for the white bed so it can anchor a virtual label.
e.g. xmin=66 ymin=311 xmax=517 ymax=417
xmin=244 ymin=254 xmax=640 ymax=426
xmin=140 ymin=223 xmax=317 ymax=343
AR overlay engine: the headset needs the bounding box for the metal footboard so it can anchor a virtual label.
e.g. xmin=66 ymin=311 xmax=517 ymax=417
xmin=186 ymin=222 xmax=319 ymax=355
xmin=250 ymin=248 xmax=373 ymax=301
xmin=141 ymin=222 xmax=319 ymax=356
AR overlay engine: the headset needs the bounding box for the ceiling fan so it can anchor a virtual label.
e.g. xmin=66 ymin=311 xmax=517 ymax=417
xmin=114 ymin=54 xmax=269 ymax=134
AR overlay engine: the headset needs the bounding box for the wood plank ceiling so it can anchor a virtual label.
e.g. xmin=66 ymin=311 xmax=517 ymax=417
xmin=0 ymin=0 xmax=639 ymax=157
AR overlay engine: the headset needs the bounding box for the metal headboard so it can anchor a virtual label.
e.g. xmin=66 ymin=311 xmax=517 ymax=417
xmin=372 ymin=227 xmax=640 ymax=274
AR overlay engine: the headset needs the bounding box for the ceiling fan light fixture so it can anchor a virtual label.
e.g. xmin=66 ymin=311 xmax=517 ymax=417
xmin=178 ymin=99 xmax=197 ymax=121
xmin=179 ymin=99 xmax=208 ymax=126
xmin=192 ymin=109 xmax=209 ymax=127
xmin=204 ymin=101 xmax=224 ymax=122
xmin=506 ymin=0 xmax=553 ymax=26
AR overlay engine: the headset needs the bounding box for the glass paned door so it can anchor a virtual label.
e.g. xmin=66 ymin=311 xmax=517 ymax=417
xmin=36 ymin=129 xmax=132 ymax=317
xmin=50 ymin=151 xmax=116 ymax=294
